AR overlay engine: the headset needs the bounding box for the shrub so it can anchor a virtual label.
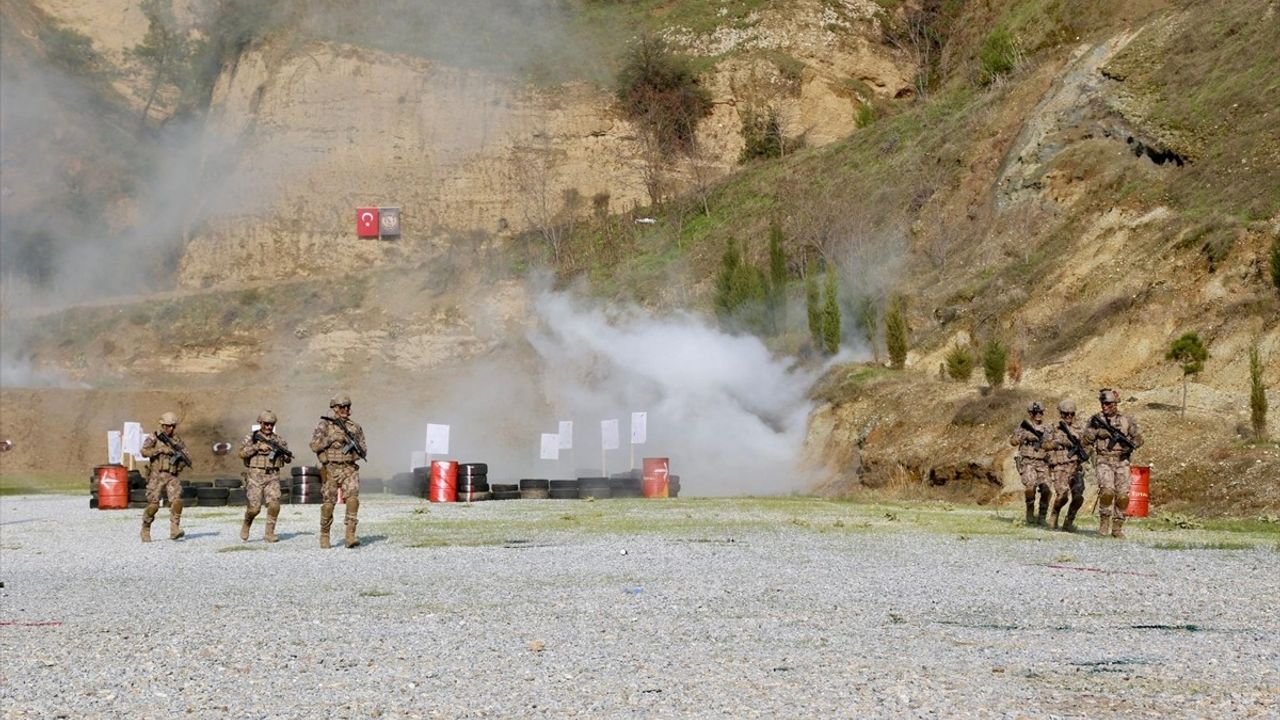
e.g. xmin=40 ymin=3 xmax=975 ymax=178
xmin=977 ymin=27 xmax=1020 ymax=85
xmin=617 ymin=35 xmax=713 ymax=156
xmin=855 ymin=102 xmax=875 ymax=129
xmin=982 ymin=337 xmax=1008 ymax=389
xmin=740 ymin=106 xmax=785 ymax=162
xmin=944 ymin=344 xmax=975 ymax=381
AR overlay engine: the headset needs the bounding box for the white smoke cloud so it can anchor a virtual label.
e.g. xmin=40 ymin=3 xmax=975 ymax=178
xmin=524 ymin=290 xmax=822 ymax=495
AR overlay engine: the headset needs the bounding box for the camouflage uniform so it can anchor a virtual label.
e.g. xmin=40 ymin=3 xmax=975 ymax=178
xmin=1041 ymin=400 xmax=1086 ymax=532
xmin=309 ymin=395 xmax=367 ymax=549
xmin=237 ymin=411 xmax=291 ymax=543
xmin=1082 ymin=389 xmax=1144 ymax=538
xmin=138 ymin=412 xmax=188 ymax=542
xmin=1009 ymin=402 xmax=1051 ymax=525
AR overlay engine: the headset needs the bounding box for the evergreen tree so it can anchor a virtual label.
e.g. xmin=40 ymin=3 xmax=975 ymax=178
xmin=805 ymin=275 xmax=822 ymax=350
xmin=1250 ymin=342 xmax=1268 ymax=439
xmin=767 ymin=222 xmax=787 ymax=334
xmin=856 ymin=296 xmax=879 ymax=363
xmin=944 ymin=344 xmax=975 ymax=381
xmin=1167 ymin=332 xmax=1209 ymax=417
xmin=885 ymin=295 xmax=909 ymax=369
xmin=714 ymin=237 xmax=741 ymax=321
xmin=821 ymin=268 xmax=840 ymax=355
xmin=982 ymin=337 xmax=1008 ymax=389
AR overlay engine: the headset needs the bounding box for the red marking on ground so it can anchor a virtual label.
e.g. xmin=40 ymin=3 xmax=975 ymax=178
xmin=1041 ymin=563 xmax=1157 ymax=577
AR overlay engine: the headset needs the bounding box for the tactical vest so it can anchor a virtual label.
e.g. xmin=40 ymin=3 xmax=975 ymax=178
xmin=1046 ymin=422 xmax=1082 ymax=466
xmin=1091 ymin=413 xmax=1137 ymax=458
xmin=1017 ymin=424 xmax=1048 ymax=462
xmin=244 ymin=433 xmax=285 ymax=471
xmin=148 ymin=435 xmax=184 ymax=475
xmin=321 ymin=420 xmax=359 ymax=464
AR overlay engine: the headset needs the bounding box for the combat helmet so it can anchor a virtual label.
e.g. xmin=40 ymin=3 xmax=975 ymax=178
xmin=1057 ymin=399 xmax=1077 ymax=414
xmin=1027 ymin=401 xmax=1044 ymax=414
xmin=159 ymin=411 xmax=178 ymax=426
xmin=329 ymin=393 xmax=352 ymax=408
xmin=257 ymin=410 xmax=278 ymax=424
xmin=1098 ymin=388 xmax=1120 ymax=404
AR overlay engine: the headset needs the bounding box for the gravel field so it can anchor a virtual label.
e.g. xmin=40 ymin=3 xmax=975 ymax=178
xmin=1 ymin=494 xmax=1277 ymax=719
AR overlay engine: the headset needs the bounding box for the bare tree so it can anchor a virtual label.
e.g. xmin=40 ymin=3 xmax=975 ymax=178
xmin=511 ymin=133 xmax=571 ymax=264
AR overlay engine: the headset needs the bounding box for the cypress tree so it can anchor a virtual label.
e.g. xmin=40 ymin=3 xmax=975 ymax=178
xmin=821 ymin=268 xmax=840 ymax=354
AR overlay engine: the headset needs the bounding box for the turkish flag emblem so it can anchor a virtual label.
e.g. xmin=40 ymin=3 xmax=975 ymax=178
xmin=356 ymin=208 xmax=380 ymax=238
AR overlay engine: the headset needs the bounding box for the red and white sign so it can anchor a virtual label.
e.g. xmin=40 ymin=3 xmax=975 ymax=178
xmin=356 ymin=207 xmax=380 ymax=238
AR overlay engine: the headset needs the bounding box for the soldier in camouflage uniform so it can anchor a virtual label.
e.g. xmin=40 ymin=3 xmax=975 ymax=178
xmin=1041 ymin=399 xmax=1087 ymax=532
xmin=237 ymin=410 xmax=292 ymax=543
xmin=138 ymin=411 xmax=189 ymax=542
xmin=1082 ymin=388 xmax=1144 ymax=538
xmin=309 ymin=394 xmax=367 ymax=549
xmin=1009 ymin=401 xmax=1051 ymax=525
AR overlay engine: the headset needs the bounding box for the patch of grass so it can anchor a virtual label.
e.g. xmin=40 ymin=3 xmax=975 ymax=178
xmin=0 ymin=473 xmax=84 ymax=495
xmin=810 ymin=363 xmax=893 ymax=404
xmin=216 ymin=545 xmax=261 ymax=553
xmin=1148 ymin=540 xmax=1259 ymax=551
xmin=359 ymin=589 xmax=393 ymax=597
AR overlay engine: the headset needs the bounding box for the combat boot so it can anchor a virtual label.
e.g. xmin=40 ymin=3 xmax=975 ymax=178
xmin=1098 ymin=515 xmax=1111 ymax=537
xmin=1063 ymin=496 xmax=1082 ymax=533
xmin=319 ymin=503 xmax=334 ymax=549
xmin=1111 ymin=517 xmax=1126 ymax=539
xmin=240 ymin=509 xmax=257 ymax=542
xmin=1036 ymin=488 xmax=1050 ymax=526
xmin=140 ymin=504 xmax=159 ymax=543
xmin=264 ymin=503 xmax=280 ymax=543
xmin=344 ymin=498 xmax=360 ymax=548
xmin=169 ymin=499 xmax=185 ymax=540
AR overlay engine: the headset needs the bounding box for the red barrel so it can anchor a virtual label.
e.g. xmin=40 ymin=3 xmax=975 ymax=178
xmin=428 ymin=460 xmax=458 ymax=503
xmin=1128 ymin=465 xmax=1151 ymax=518
xmin=642 ymin=457 xmax=670 ymax=499
xmin=96 ymin=464 xmax=129 ymax=510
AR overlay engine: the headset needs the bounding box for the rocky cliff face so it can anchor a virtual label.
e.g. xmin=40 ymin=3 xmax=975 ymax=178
xmin=175 ymin=0 xmax=912 ymax=287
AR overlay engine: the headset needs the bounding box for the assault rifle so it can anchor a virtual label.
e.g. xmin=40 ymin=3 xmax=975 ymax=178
xmin=155 ymin=432 xmax=192 ymax=470
xmin=1019 ymin=420 xmax=1045 ymax=448
xmin=1089 ymin=414 xmax=1136 ymax=454
xmin=321 ymin=416 xmax=366 ymax=461
xmin=252 ymin=431 xmax=294 ymax=464
xmin=1058 ymin=421 xmax=1090 ymax=464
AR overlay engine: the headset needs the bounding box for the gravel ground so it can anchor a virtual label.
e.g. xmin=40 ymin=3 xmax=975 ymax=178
xmin=1 ymin=494 xmax=1277 ymax=719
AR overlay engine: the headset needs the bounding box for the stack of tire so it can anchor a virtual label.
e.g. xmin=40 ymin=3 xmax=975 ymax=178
xmin=519 ymin=478 xmax=549 ymax=499
xmin=490 ymin=483 xmax=520 ymax=500
xmin=668 ymin=474 xmax=682 ymax=498
xmin=291 ymin=466 xmax=323 ymax=504
xmin=363 ymin=477 xmax=384 ymax=494
xmin=457 ymin=463 xmax=489 ymax=502
xmin=126 ymin=469 xmax=147 ymax=508
xmin=577 ymin=477 xmax=611 ymax=499
xmin=609 ymin=470 xmax=644 ymax=498
xmin=192 ymin=477 xmax=242 ymax=507
xmin=411 ymin=466 xmax=430 ymax=498
xmin=549 ymin=479 xmax=579 ymax=500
